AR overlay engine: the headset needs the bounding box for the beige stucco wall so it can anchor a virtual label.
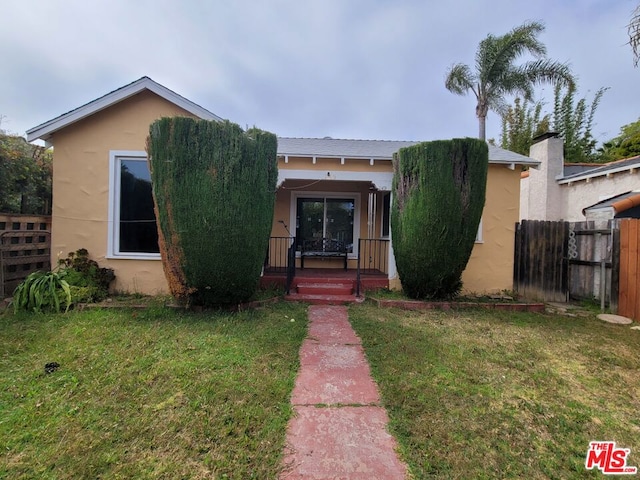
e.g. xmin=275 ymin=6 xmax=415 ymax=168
xmin=50 ymin=90 xmax=196 ymax=294
xmin=461 ymin=165 xmax=521 ymax=294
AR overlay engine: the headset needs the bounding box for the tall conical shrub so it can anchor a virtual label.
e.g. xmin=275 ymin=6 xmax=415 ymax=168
xmin=391 ymin=138 xmax=488 ymax=299
xmin=147 ymin=118 xmax=277 ymax=306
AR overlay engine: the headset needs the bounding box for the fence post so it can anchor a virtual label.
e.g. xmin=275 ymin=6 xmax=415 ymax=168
xmin=610 ymin=220 xmax=620 ymax=314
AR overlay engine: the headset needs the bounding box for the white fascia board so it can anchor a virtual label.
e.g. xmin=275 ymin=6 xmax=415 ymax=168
xmin=277 ymin=153 xmax=539 ymax=167
xmin=278 ymin=169 xmax=394 ymax=191
xmin=557 ymin=162 xmax=640 ymax=184
xmin=26 ymin=77 xmax=222 ymax=142
xmin=278 ymin=153 xmax=393 ymax=161
xmin=489 ymin=158 xmax=540 ymax=167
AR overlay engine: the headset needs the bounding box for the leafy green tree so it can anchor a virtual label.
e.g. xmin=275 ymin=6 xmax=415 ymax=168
xmin=499 ymin=83 xmax=607 ymax=162
xmin=552 ymin=83 xmax=608 ymax=163
xmin=147 ymin=118 xmax=278 ymax=306
xmin=598 ymin=118 xmax=640 ymax=161
xmin=500 ymin=97 xmax=550 ymax=155
xmin=0 ymin=133 xmax=52 ymax=214
xmin=391 ymin=138 xmax=488 ymax=299
xmin=445 ymin=21 xmax=574 ymax=140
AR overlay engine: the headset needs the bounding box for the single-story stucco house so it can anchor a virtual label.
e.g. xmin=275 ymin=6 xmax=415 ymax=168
xmin=26 ymin=76 xmax=538 ymax=295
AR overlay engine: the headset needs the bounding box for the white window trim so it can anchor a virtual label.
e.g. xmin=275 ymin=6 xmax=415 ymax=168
xmin=107 ymin=150 xmax=161 ymax=260
xmin=290 ymin=191 xmax=361 ymax=259
xmin=475 ymin=218 xmax=484 ymax=243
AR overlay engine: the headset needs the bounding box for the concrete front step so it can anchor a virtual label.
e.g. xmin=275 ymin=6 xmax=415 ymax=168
xmin=296 ymin=282 xmax=354 ymax=296
xmin=284 ymin=293 xmax=363 ymax=305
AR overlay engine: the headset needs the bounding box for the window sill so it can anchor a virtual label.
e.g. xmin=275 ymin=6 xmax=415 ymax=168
xmin=106 ymin=253 xmax=162 ymax=260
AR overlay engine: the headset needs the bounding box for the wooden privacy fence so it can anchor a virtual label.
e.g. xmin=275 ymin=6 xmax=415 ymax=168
xmin=618 ymin=219 xmax=640 ymax=320
xmin=514 ymin=220 xmax=620 ymax=310
xmin=0 ymin=214 xmax=52 ymax=299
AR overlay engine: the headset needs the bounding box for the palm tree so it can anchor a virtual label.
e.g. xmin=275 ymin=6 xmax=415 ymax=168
xmin=445 ymin=21 xmax=574 ymax=140
xmin=630 ymin=3 xmax=640 ymax=67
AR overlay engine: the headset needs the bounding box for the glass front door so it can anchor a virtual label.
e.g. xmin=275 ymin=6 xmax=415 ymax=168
xmin=296 ymin=197 xmax=354 ymax=253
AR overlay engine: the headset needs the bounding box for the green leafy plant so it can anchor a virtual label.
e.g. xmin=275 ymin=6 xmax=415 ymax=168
xmin=57 ymin=248 xmax=115 ymax=303
xmin=12 ymin=270 xmax=71 ymax=313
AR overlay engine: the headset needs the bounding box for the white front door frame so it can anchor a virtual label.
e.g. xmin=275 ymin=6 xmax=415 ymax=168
xmin=279 ymin=168 xmax=397 ymax=280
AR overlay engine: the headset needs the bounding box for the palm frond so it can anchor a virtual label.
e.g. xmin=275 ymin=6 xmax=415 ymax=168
xmin=445 ymin=63 xmax=477 ymax=97
xmin=491 ymin=69 xmax=536 ymax=101
xmin=518 ymin=59 xmax=575 ymax=89
xmin=477 ymin=21 xmax=547 ymax=86
xmin=629 ymin=4 xmax=640 ymax=66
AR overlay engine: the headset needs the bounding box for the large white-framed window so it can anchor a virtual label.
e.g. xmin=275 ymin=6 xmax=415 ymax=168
xmin=107 ymin=150 xmax=160 ymax=259
xmin=290 ymin=191 xmax=361 ymax=257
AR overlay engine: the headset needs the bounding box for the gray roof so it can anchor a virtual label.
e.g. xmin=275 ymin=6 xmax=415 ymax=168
xmin=276 ymin=137 xmax=539 ymax=166
xmin=563 ymin=164 xmax=597 ymax=177
xmin=559 ymin=156 xmax=640 ymax=183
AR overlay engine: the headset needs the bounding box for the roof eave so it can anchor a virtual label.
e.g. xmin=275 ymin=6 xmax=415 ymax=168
xmin=276 ymin=153 xmax=541 ymax=166
xmin=26 ymin=77 xmax=222 ymax=142
xmin=558 ymin=162 xmax=640 ymax=184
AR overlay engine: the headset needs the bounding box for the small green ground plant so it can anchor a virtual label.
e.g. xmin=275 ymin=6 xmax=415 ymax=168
xmin=11 ymin=270 xmax=71 ymax=313
xmin=12 ymin=249 xmax=114 ymax=313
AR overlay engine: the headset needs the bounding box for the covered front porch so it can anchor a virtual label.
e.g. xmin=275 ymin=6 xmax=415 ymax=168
xmin=263 ymin=175 xmax=396 ymax=294
xmin=261 ymin=137 xmax=403 ymax=295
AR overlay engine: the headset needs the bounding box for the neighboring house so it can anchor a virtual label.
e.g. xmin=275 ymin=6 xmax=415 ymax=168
xmin=582 ymin=190 xmax=640 ymax=224
xmin=27 ymin=77 xmax=538 ymax=295
xmin=520 ymin=132 xmax=640 ymax=224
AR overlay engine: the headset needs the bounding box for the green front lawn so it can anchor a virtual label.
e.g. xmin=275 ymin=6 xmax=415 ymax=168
xmin=0 ymin=303 xmax=307 ymax=479
xmin=349 ymin=304 xmax=640 ymax=479
xmin=3 ymin=300 xmax=638 ymax=479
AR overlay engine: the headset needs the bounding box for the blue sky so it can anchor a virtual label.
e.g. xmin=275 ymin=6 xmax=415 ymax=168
xmin=1 ymin=0 xmax=638 ymax=147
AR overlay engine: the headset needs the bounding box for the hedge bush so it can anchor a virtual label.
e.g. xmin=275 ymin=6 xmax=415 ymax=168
xmin=391 ymin=138 xmax=488 ymax=299
xmin=147 ymin=118 xmax=277 ymax=306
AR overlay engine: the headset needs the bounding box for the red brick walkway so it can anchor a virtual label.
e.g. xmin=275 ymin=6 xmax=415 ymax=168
xmin=280 ymin=305 xmax=408 ymax=479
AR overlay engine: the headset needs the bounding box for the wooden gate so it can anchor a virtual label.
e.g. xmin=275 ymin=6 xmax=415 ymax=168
xmin=514 ymin=220 xmax=568 ymax=302
xmin=618 ymin=219 xmax=640 ymax=321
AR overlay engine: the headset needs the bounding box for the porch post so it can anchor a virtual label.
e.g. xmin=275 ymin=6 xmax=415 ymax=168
xmin=387 ymin=192 xmax=397 ymax=281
